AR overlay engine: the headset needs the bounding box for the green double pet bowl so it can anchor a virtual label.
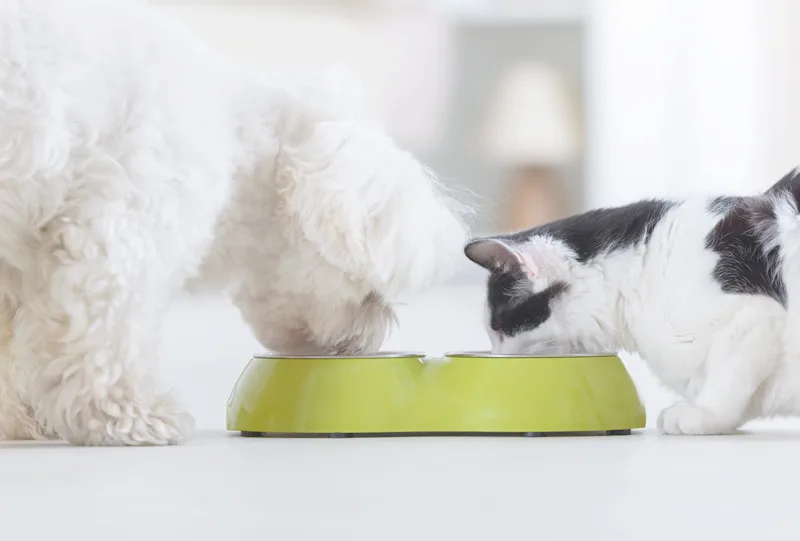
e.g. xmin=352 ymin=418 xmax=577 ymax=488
xmin=226 ymin=351 xmax=645 ymax=437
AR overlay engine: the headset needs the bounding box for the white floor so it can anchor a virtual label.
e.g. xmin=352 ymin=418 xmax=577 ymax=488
xmin=4 ymin=285 xmax=800 ymax=540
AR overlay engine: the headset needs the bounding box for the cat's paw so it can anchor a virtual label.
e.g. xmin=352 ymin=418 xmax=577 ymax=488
xmin=657 ymin=401 xmax=736 ymax=435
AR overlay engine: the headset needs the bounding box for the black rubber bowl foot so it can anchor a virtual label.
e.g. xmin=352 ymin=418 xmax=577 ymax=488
xmin=521 ymin=429 xmax=633 ymax=437
xmin=240 ymin=431 xmax=355 ymax=438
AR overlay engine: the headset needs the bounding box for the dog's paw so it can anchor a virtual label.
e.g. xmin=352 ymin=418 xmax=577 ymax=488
xmin=656 ymin=401 xmax=736 ymax=436
xmin=70 ymin=394 xmax=195 ymax=446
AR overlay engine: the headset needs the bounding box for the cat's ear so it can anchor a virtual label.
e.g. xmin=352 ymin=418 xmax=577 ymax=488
xmin=464 ymin=239 xmax=537 ymax=278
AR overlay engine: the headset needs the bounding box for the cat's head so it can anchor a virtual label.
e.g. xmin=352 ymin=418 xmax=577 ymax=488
xmin=465 ymin=236 xmax=610 ymax=355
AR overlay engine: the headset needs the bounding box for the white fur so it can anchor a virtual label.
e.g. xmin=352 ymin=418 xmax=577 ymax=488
xmin=478 ymin=191 xmax=800 ymax=436
xmin=0 ymin=0 xmax=467 ymax=444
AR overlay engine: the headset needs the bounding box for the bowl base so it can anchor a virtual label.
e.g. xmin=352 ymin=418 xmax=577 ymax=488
xmin=239 ymin=429 xmax=634 ymax=438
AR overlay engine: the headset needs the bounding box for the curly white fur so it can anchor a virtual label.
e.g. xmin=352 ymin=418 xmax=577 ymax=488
xmin=0 ymin=0 xmax=468 ymax=445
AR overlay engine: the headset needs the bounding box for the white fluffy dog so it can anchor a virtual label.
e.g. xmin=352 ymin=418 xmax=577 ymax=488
xmin=0 ymin=0 xmax=468 ymax=445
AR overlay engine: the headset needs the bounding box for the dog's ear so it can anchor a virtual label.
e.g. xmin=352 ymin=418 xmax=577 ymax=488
xmin=273 ymin=82 xmax=468 ymax=300
xmin=275 ymin=108 xmax=375 ymax=278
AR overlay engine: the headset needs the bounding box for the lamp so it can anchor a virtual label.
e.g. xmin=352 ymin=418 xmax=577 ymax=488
xmin=483 ymin=62 xmax=581 ymax=231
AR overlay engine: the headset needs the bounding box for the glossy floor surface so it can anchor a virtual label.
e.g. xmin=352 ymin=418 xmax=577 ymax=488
xmin=4 ymin=286 xmax=798 ymax=540
xmin=4 ymin=429 xmax=798 ymax=540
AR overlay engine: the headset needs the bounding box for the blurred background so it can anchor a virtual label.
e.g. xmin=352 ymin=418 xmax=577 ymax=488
xmin=148 ymin=0 xmax=800 ymax=430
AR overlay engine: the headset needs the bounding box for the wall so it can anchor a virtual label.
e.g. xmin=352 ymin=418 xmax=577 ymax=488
xmin=153 ymin=2 xmax=586 ymax=235
xmin=585 ymin=0 xmax=800 ymax=208
xmin=152 ymin=4 xmax=453 ymax=154
xmin=761 ymin=0 xmax=800 ymax=179
xmin=423 ymin=23 xmax=585 ymax=234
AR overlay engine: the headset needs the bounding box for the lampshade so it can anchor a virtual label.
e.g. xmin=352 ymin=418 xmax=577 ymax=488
xmin=483 ymin=62 xmax=581 ymax=166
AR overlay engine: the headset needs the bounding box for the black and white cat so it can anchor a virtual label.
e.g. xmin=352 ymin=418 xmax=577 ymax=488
xmin=465 ymin=167 xmax=800 ymax=435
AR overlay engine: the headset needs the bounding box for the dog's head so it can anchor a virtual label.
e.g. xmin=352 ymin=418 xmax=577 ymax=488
xmin=231 ymin=76 xmax=469 ymax=355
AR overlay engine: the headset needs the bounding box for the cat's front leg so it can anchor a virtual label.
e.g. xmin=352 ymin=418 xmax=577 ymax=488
xmin=657 ymin=316 xmax=779 ymax=435
xmin=657 ymin=401 xmax=732 ymax=435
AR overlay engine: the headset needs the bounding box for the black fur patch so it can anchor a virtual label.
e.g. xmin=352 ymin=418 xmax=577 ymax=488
xmin=766 ymin=167 xmax=800 ymax=207
xmin=705 ymin=195 xmax=786 ymax=306
xmin=487 ymin=271 xmax=568 ymax=336
xmin=708 ymin=196 xmax=739 ymax=215
xmin=505 ymin=199 xmax=676 ymax=263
